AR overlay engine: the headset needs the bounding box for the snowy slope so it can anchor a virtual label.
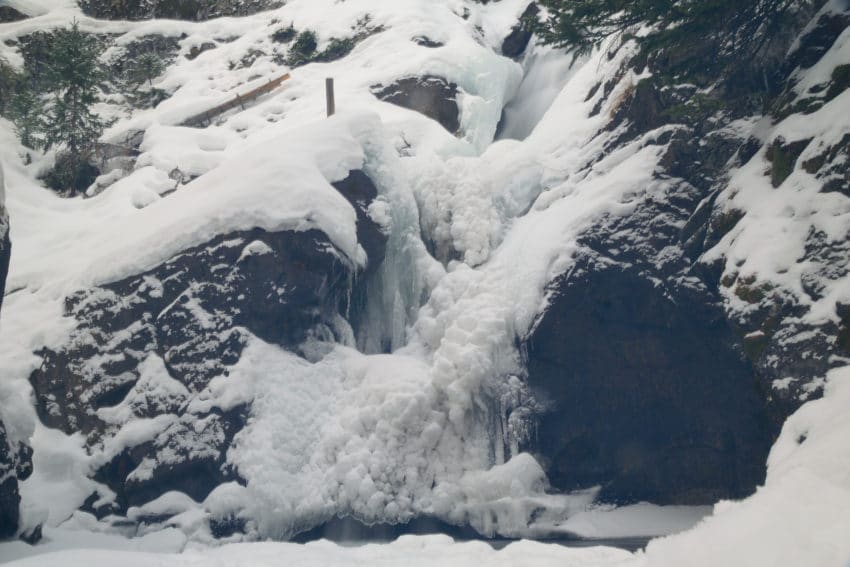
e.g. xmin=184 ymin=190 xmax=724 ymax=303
xmin=0 ymin=0 xmax=849 ymax=564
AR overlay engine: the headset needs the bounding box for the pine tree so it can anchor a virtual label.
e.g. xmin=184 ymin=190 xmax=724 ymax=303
xmin=7 ymin=86 xmax=43 ymax=149
xmin=42 ymin=20 xmax=105 ymax=195
xmin=0 ymin=57 xmax=17 ymax=112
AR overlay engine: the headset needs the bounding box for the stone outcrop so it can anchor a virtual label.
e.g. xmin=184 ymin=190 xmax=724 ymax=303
xmin=0 ymin=6 xmax=27 ymax=23
xmin=525 ymin=210 xmax=772 ymax=504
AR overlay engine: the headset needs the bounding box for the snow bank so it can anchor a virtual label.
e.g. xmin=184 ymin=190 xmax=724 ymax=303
xmin=6 ymin=112 xmax=369 ymax=296
xmin=2 ymin=534 xmax=633 ymax=567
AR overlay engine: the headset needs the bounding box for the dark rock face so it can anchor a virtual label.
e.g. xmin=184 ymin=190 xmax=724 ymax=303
xmin=332 ymin=170 xmax=387 ymax=278
xmin=527 ymin=254 xmax=771 ymax=504
xmin=30 ymin=227 xmax=351 ymax=510
xmin=412 ymin=36 xmax=443 ymax=48
xmin=372 ymin=76 xmax=461 ymax=134
xmin=78 ymin=0 xmax=282 ymax=21
xmin=522 ymin=4 xmax=849 ymax=506
xmin=0 ymin=208 xmax=9 ymax=314
xmin=28 ymin=170 xmax=386 ymax=515
xmin=0 ymin=419 xmax=33 ymax=539
xmin=501 ymin=3 xmax=538 ymax=59
xmin=0 ymin=178 xmax=28 ymax=540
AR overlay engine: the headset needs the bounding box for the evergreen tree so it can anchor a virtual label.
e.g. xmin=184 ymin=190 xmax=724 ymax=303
xmin=41 ymin=20 xmax=105 ymax=195
xmin=0 ymin=57 xmax=17 ymax=112
xmin=7 ymin=86 xmax=43 ymax=149
xmin=536 ymin=0 xmax=806 ymax=58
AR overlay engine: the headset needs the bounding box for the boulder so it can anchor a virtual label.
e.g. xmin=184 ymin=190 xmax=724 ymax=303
xmin=372 ymin=76 xmax=461 ymax=134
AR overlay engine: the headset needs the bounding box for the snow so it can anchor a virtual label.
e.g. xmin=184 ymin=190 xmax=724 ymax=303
xmin=1 ymin=0 xmax=849 ymax=564
xmin=637 ymin=365 xmax=850 ymax=567
xmin=1 ymin=535 xmax=633 ymax=567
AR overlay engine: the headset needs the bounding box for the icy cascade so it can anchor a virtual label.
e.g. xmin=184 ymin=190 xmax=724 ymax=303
xmin=497 ymin=41 xmax=581 ymax=141
xmin=347 ymin=120 xmax=440 ymax=354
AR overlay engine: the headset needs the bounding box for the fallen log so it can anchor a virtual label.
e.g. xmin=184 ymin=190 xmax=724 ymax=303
xmin=179 ymin=72 xmax=291 ymax=127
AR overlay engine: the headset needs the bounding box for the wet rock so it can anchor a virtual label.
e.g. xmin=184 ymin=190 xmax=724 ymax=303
xmin=0 ymin=419 xmax=33 ymax=539
xmin=372 ymin=76 xmax=461 ymax=134
xmin=332 ymin=170 xmax=387 ymax=276
xmin=501 ymin=3 xmax=538 ymax=59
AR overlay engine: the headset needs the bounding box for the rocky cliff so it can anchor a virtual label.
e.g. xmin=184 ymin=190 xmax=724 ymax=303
xmin=523 ymin=0 xmax=850 ymax=504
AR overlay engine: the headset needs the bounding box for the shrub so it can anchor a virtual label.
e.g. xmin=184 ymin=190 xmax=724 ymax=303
xmin=287 ymin=30 xmax=318 ymax=66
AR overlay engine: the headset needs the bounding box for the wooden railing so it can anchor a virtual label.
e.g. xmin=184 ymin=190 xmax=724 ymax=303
xmin=179 ymin=72 xmax=292 ymax=127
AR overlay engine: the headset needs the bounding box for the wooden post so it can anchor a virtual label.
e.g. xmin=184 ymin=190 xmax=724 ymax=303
xmin=326 ymin=77 xmax=335 ymax=117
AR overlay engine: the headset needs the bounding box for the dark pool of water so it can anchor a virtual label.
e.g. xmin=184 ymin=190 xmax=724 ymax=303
xmin=292 ymin=516 xmax=653 ymax=552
